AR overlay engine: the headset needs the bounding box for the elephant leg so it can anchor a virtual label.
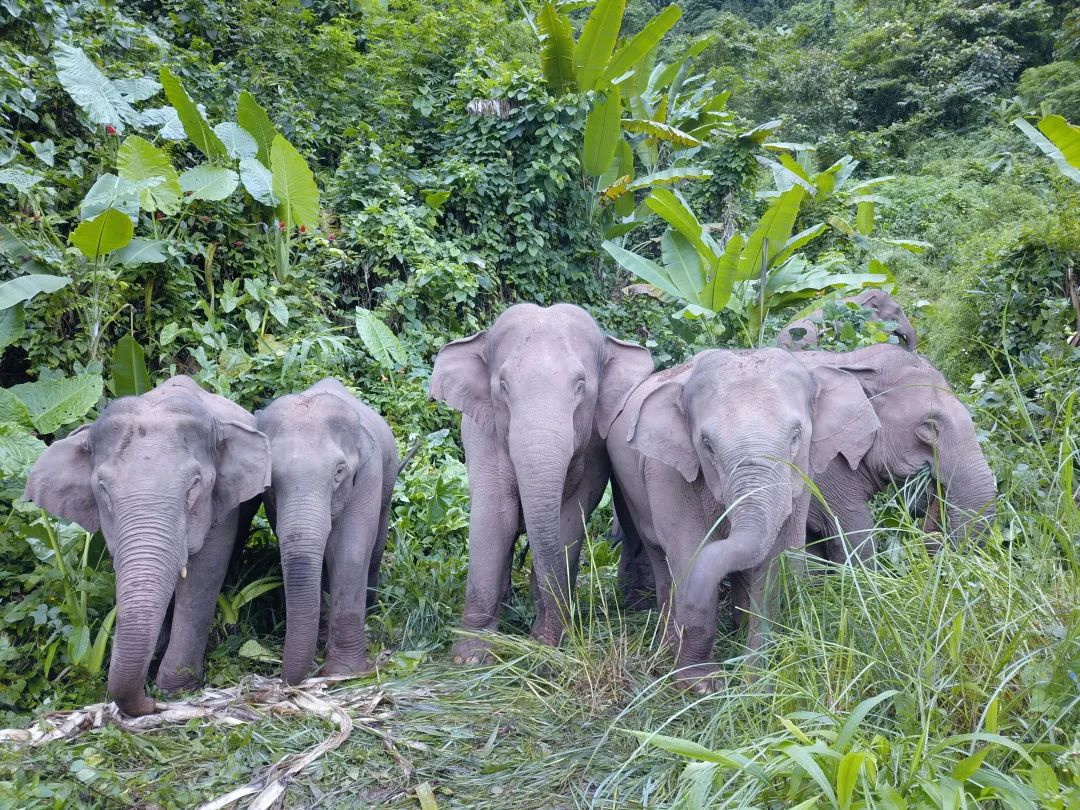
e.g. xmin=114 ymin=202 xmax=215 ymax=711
xmin=826 ymin=498 xmax=876 ymax=565
xmin=323 ymin=497 xmax=382 ymax=676
xmin=645 ymin=543 xmax=678 ymax=651
xmin=156 ymin=510 xmax=240 ymax=692
xmin=366 ymin=483 xmax=393 ymax=611
xmin=453 ymin=479 xmax=520 ymax=665
xmin=529 ymin=467 xmax=607 ymax=646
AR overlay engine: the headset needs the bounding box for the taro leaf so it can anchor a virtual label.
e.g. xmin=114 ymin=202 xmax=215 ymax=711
xmin=237 ymin=91 xmax=280 ymax=167
xmin=239 ymin=156 xmax=276 ymax=205
xmin=111 ymin=334 xmax=151 ymax=397
xmin=30 ymin=139 xmax=55 ymax=166
xmin=270 ymin=135 xmax=319 ymax=230
xmin=213 ymin=122 xmax=258 ymax=160
xmin=0 ymin=167 xmax=46 ymax=193
xmin=267 ymin=298 xmax=289 ymax=328
xmin=69 ymin=209 xmax=134 ymax=260
xmin=0 ymin=388 xmax=33 ymax=428
xmin=159 ymin=67 xmax=228 ymax=161
xmin=9 ymin=373 xmax=104 ymax=434
xmin=0 ymin=274 xmax=70 ymax=310
xmin=79 ymin=174 xmax=139 ymax=221
xmin=53 ymin=43 xmax=136 ymax=134
xmin=117 ymin=135 xmax=181 ymax=214
xmin=354 ymin=307 xmax=406 ymax=370
xmin=138 ymin=106 xmax=186 ymax=140
xmin=0 ymin=303 xmax=25 ymax=350
xmin=0 ymin=425 xmax=46 ymax=482
xmin=115 ymin=239 xmax=168 ymax=266
xmin=112 ymin=77 xmax=161 ymax=103
xmin=179 ymin=165 xmax=239 ymax=201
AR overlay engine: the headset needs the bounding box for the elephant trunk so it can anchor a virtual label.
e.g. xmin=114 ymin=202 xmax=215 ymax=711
xmin=108 ymin=505 xmax=186 ymax=717
xmin=275 ymin=490 xmax=332 ymax=685
xmin=939 ymin=446 xmax=996 ymax=546
xmin=509 ymin=421 xmax=574 ymax=641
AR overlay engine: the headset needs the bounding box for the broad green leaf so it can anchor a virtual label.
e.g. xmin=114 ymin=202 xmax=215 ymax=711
xmin=214 ymin=122 xmax=259 ymax=160
xmin=0 ymin=424 xmax=45 ymax=480
xmin=574 ymin=0 xmax=625 ymax=91
xmin=1014 ymin=116 xmax=1080 ymax=184
xmin=702 ymin=232 xmax=742 ymax=311
xmin=111 ymin=333 xmax=151 ymax=397
xmin=115 ymin=239 xmax=167 ymax=266
xmin=239 ymin=156 xmax=276 ymax=206
xmin=0 ymin=166 xmax=46 ymax=193
xmin=355 ymin=307 xmax=407 ymax=370
xmin=423 ymin=189 xmax=451 ymax=209
xmin=113 ymin=77 xmax=161 ymax=102
xmin=237 ymin=91 xmax=280 ymax=166
xmin=737 ymin=186 xmax=806 ymax=279
xmin=772 ymin=223 xmax=829 ymax=267
xmin=10 ymin=373 xmax=104 ymax=434
xmin=138 ymin=106 xmax=186 ymax=140
xmin=1038 ymin=115 xmax=1080 ymax=169
xmin=159 ymin=67 xmax=228 ymax=162
xmin=87 ymin=606 xmax=116 ymax=674
xmin=583 ymin=85 xmax=622 ymax=177
xmin=270 ymin=135 xmax=320 ymax=230
xmin=79 ymin=174 xmax=140 ymax=221
xmin=739 ymin=119 xmax=782 ymax=143
xmin=856 ymin=199 xmax=874 ymax=235
xmin=602 ymin=241 xmax=683 ymax=300
xmin=179 ymin=164 xmax=239 ymax=201
xmin=116 ymin=135 xmax=181 ymax=214
xmin=836 ymin=690 xmax=898 ymax=753
xmin=626 ymin=165 xmax=713 ymax=191
xmin=603 ymin=5 xmax=681 ymax=85
xmin=536 ymin=3 xmax=576 ymax=95
xmin=951 ymin=747 xmax=991 ymax=782
xmin=837 ymin=751 xmax=875 ymax=810
xmin=69 ymin=209 xmax=134 ymax=260
xmin=0 ymin=388 xmax=33 ymax=428
xmin=613 ymin=139 xmax=636 ymax=216
xmin=644 ymin=188 xmax=715 ymax=259
xmin=0 ymin=274 xmax=70 ymax=310
xmin=661 ymin=228 xmax=704 ymax=302
xmin=67 ymin=624 xmax=90 ymax=665
xmin=0 ymin=304 xmax=25 ymax=350
xmin=53 ymin=43 xmax=136 ymax=133
xmin=780 ymin=744 xmax=838 ymax=808
xmin=622 ymin=118 xmax=704 ymax=147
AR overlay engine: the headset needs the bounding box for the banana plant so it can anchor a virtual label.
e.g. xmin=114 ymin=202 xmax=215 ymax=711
xmin=1014 ymin=113 xmax=1080 ymax=184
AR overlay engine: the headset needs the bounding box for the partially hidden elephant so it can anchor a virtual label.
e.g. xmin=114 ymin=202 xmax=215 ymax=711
xmin=607 ymin=349 xmax=878 ymax=691
xmin=430 ymin=303 xmax=653 ymax=663
xmin=777 ymin=289 xmax=917 ymax=352
xmin=795 ymin=344 xmax=996 ymax=562
xmin=23 ymin=376 xmax=270 ymax=716
xmin=257 ymin=379 xmax=398 ymax=685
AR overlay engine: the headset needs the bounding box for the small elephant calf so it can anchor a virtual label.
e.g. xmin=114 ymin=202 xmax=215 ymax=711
xmin=257 ymin=379 xmax=398 ymax=684
xmin=777 ymin=289 xmax=917 ymax=352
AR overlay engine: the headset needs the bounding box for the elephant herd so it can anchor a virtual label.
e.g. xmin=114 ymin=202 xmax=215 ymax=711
xmin=22 ymin=296 xmax=997 ymax=714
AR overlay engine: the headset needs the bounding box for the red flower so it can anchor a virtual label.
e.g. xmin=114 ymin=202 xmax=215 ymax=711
xmin=155 ymin=211 xmax=164 ymax=220
xmin=105 ymin=125 xmax=117 ymax=135
xmin=234 ymin=240 xmax=244 ymax=248
xmin=277 ymin=220 xmax=286 ymax=231
xmin=328 ymin=233 xmax=336 ymax=242
xmin=299 ymin=224 xmax=306 ymax=234
xmin=199 ymin=215 xmax=210 ymax=224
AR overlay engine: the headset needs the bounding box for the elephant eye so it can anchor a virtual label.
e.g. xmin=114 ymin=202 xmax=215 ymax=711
xmin=791 ymin=425 xmax=802 ymax=448
xmin=334 ymin=463 xmax=347 ymax=483
xmin=700 ymin=435 xmax=714 ymax=454
xmin=97 ymin=480 xmax=112 ymax=510
xmin=499 ymin=378 xmax=508 ymax=394
xmin=574 ymin=379 xmax=586 ymax=396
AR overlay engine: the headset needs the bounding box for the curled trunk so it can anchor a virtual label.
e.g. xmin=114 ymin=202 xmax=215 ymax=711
xmin=275 ymin=493 xmax=332 ymax=685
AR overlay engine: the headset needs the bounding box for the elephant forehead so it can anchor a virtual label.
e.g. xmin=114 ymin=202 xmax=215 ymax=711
xmin=491 ymin=305 xmax=600 ymax=344
xmin=92 ymin=409 xmax=215 ymax=462
xmin=261 ymin=392 xmax=358 ymax=433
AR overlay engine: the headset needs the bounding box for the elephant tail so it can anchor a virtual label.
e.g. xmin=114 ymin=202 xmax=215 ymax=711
xmin=395 ymin=438 xmax=423 ymax=478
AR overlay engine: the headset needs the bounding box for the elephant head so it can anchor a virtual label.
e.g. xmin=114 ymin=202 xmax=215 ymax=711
xmin=624 ymin=349 xmax=878 ymax=655
xmin=256 ymin=379 xmax=385 ymax=685
xmin=23 ymin=376 xmax=269 ymax=716
xmin=800 ymin=345 xmax=996 ymax=545
xmin=778 ymin=289 xmax=917 ymax=351
xmin=430 ymin=303 xmax=653 ymax=632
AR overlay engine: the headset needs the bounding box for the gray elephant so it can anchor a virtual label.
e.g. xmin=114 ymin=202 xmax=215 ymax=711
xmin=795 ymin=344 xmax=996 ymax=562
xmin=23 ymin=376 xmax=270 ymax=716
xmin=607 ymin=349 xmax=878 ymax=691
xmin=777 ymin=289 xmax=917 ymax=351
xmin=430 ymin=303 xmax=653 ymax=663
xmin=256 ymin=379 xmax=398 ymax=685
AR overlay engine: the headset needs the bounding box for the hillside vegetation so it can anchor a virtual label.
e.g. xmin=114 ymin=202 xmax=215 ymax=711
xmin=0 ymin=0 xmax=1076 ymax=807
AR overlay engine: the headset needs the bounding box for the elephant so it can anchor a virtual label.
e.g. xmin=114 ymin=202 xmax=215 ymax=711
xmin=257 ymin=379 xmax=398 ymax=684
xmin=23 ymin=375 xmax=270 ymax=716
xmin=777 ymin=289 xmax=917 ymax=352
xmin=430 ymin=302 xmax=654 ymax=663
xmin=607 ymin=348 xmax=879 ymax=691
xmin=794 ymin=344 xmax=997 ymax=562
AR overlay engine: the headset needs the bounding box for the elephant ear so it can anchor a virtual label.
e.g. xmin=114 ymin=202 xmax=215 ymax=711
xmin=429 ymin=331 xmax=494 ymax=425
xmin=808 ymin=365 xmax=880 ymax=476
xmin=626 ymin=374 xmax=699 ymax=483
xmin=213 ymin=420 xmax=271 ymax=515
xmin=22 ymin=424 xmax=99 ymax=532
xmin=596 ymin=336 xmax=654 ymax=439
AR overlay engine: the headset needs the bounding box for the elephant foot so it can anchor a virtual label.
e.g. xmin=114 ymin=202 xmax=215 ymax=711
xmin=452 ymin=636 xmax=494 ymax=666
xmin=155 ymin=665 xmax=201 ymax=694
xmin=673 ymin=663 xmax=725 ymax=695
xmin=114 ymin=692 xmax=158 ymax=717
xmin=322 ymin=655 xmax=373 ymax=677
xmin=529 ymin=620 xmax=564 ymax=647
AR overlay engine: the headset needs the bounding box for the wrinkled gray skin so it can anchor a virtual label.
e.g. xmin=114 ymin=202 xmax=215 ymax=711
xmin=607 ymin=349 xmax=878 ymax=691
xmin=23 ymin=376 xmax=270 ymax=716
xmin=777 ymin=289 xmax=917 ymax=352
xmin=430 ymin=303 xmax=653 ymax=662
xmin=257 ymin=379 xmax=398 ymax=685
xmin=795 ymin=345 xmax=996 ymax=562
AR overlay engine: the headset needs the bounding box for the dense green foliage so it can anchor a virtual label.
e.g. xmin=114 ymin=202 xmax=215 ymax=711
xmin=0 ymin=0 xmax=1076 ymax=806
